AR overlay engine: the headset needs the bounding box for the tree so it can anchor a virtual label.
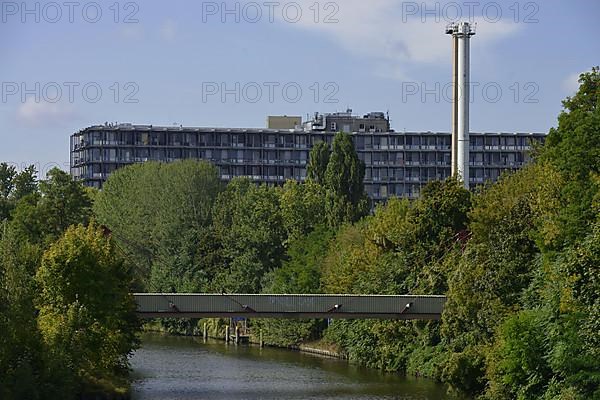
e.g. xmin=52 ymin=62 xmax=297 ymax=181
xmin=0 ymin=225 xmax=44 ymax=399
xmin=324 ymin=132 xmax=369 ymax=227
xmin=256 ymin=226 xmax=334 ymax=346
xmin=486 ymin=310 xmax=552 ymax=400
xmin=12 ymin=165 xmax=38 ymax=201
xmin=211 ymin=178 xmax=286 ymax=293
xmin=0 ymin=163 xmax=37 ymax=221
xmin=0 ymin=163 xmax=16 ymax=199
xmin=94 ymin=160 xmax=223 ymax=291
xmin=306 ymin=141 xmax=330 ymax=185
xmin=38 ymin=168 xmax=92 ymax=240
xmin=36 ymin=222 xmax=139 ymax=396
xmin=8 ymin=168 xmax=91 ymax=246
xmin=0 ymin=164 xmax=140 ymax=397
xmin=541 ymin=67 xmax=600 ymax=245
xmin=279 ymin=180 xmax=327 ymax=242
xmin=439 ymin=164 xmax=563 ymax=396
xmin=266 ymin=225 xmax=333 ymax=295
xmin=320 ymin=179 xmax=473 ymax=386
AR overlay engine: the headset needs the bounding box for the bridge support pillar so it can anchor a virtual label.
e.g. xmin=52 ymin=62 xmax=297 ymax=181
xmin=235 ymin=326 xmax=240 ymax=345
xmin=203 ymin=323 xmax=208 ymax=340
xmin=225 ymin=326 xmax=230 ymax=343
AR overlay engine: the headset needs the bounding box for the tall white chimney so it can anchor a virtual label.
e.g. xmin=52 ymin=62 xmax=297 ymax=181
xmin=446 ymin=22 xmax=475 ymax=189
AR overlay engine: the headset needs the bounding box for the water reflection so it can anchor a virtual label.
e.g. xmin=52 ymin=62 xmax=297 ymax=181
xmin=130 ymin=333 xmax=456 ymax=400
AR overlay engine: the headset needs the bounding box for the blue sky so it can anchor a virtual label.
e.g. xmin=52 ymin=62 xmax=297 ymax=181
xmin=1 ymin=0 xmax=598 ymax=175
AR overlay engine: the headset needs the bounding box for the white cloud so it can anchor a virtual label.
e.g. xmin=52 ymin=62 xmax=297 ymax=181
xmin=562 ymin=72 xmax=581 ymax=95
xmin=282 ymin=0 xmax=521 ymax=80
xmin=16 ymin=99 xmax=76 ymax=128
xmin=160 ymin=19 xmax=177 ymax=41
xmin=117 ymin=25 xmax=144 ymax=41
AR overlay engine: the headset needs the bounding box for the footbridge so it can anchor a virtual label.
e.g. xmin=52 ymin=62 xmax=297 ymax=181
xmin=134 ymin=294 xmax=446 ymax=320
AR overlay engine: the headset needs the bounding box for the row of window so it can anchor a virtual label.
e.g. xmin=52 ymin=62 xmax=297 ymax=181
xmin=365 ymin=184 xmax=423 ymax=198
xmin=364 ymin=168 xmax=510 ymax=199
xmin=72 ymin=131 xmax=542 ymax=151
xmin=73 ymin=161 xmax=508 ymax=185
xmin=72 ymin=148 xmax=311 ymax=164
xmin=72 ymin=164 xmax=308 ymax=182
xmin=72 ymin=147 xmax=528 ymax=168
xmin=73 ymin=131 xmax=313 ymax=148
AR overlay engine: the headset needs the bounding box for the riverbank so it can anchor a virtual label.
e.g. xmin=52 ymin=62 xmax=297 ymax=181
xmin=141 ymin=320 xmax=347 ymax=360
xmin=77 ymin=374 xmax=132 ymax=400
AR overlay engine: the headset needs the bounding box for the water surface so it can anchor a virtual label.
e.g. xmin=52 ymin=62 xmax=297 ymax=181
xmin=130 ymin=333 xmax=456 ymax=400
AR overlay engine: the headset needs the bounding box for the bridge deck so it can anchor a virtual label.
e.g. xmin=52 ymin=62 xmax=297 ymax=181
xmin=134 ymin=294 xmax=446 ymax=320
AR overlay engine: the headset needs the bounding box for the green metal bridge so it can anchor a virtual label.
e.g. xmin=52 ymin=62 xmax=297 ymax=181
xmin=134 ymin=294 xmax=446 ymax=320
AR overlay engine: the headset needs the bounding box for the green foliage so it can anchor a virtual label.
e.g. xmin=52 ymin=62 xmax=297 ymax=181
xmin=0 ymin=163 xmax=37 ymax=221
xmin=279 ymin=180 xmax=327 ymax=242
xmin=0 ymin=163 xmax=17 ymax=198
xmin=439 ymin=164 xmax=561 ymax=395
xmin=265 ymin=225 xmax=333 ymax=294
xmin=535 ymin=222 xmax=600 ymax=399
xmin=443 ymin=164 xmax=563 ymax=350
xmin=39 ymin=168 xmax=93 ymax=239
xmin=292 ymin=133 xmax=369 ymax=231
xmin=10 ymin=168 xmax=92 ymax=246
xmin=319 ymin=178 xmax=471 ymax=387
xmin=440 ymin=345 xmax=487 ymax=396
xmin=252 ymin=145 xmax=368 ymax=344
xmin=12 ymin=165 xmax=38 ymax=200
xmin=0 ymin=167 xmax=96 ymax=398
xmin=322 ymin=178 xmax=470 ymax=296
xmin=542 ymin=67 xmax=600 ymax=245
xmin=94 ymin=160 xmax=222 ymax=291
xmin=255 ymin=226 xmax=334 ymax=346
xmin=36 ymin=222 xmax=139 ymax=394
xmin=0 ymin=167 xmax=136 ymax=398
xmin=321 ymin=222 xmax=376 ymax=294
xmin=211 ymin=178 xmax=286 ymax=293
xmin=324 ymin=319 xmax=419 ymax=372
xmin=436 ymin=70 xmax=600 ymax=398
xmin=254 ymin=318 xmax=324 ymax=347
xmin=0 ymin=163 xmax=16 ymax=220
xmin=306 ymin=140 xmax=330 ymax=185
xmin=325 ymin=132 xmax=369 ymax=227
xmin=0 ymin=226 xmax=45 ymax=400
xmin=486 ymin=309 xmax=552 ymax=399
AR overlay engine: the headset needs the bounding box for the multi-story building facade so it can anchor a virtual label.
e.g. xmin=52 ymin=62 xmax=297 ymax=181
xmin=70 ymin=111 xmax=545 ymax=200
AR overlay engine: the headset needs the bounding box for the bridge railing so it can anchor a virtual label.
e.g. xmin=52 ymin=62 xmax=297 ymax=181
xmin=134 ymin=293 xmax=446 ymax=320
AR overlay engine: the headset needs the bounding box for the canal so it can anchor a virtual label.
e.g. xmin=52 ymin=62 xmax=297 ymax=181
xmin=130 ymin=333 xmax=459 ymax=400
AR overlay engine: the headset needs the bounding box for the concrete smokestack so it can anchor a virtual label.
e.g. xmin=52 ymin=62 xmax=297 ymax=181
xmin=446 ymin=22 xmax=475 ymax=189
